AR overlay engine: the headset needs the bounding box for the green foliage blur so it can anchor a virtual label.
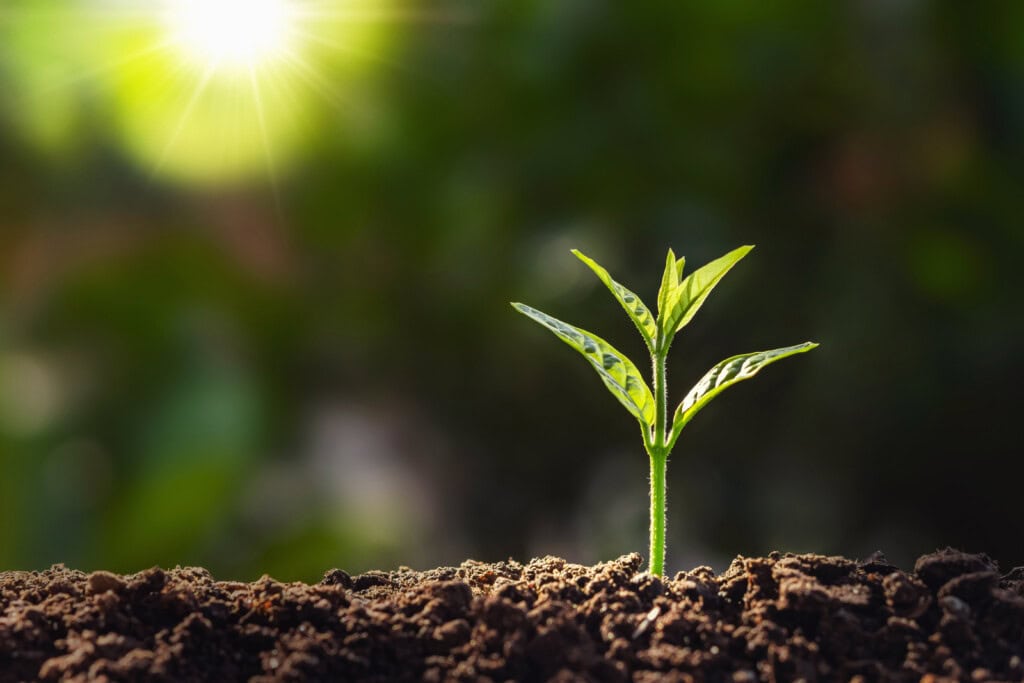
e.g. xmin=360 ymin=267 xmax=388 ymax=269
xmin=2 ymin=1 xmax=1024 ymax=580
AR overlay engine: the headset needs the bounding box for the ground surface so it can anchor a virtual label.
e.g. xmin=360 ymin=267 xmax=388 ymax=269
xmin=1 ymin=549 xmax=1022 ymax=682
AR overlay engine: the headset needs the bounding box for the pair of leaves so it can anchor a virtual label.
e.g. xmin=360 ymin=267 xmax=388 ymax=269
xmin=574 ymin=245 xmax=751 ymax=353
xmin=512 ymin=247 xmax=816 ymax=437
xmin=657 ymin=245 xmax=752 ymax=351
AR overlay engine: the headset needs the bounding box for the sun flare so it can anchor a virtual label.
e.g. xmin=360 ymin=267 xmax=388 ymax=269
xmin=0 ymin=0 xmax=469 ymax=184
xmin=163 ymin=0 xmax=296 ymax=70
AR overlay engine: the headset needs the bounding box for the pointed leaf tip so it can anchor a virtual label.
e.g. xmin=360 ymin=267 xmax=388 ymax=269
xmin=657 ymin=244 xmax=753 ymax=348
xmin=670 ymin=342 xmax=817 ymax=440
xmin=657 ymin=249 xmax=679 ymax=319
xmin=511 ymin=303 xmax=656 ymax=426
xmin=572 ymin=250 xmax=658 ymax=352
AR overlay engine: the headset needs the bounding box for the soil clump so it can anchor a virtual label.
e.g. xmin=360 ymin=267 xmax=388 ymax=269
xmin=2 ymin=548 xmax=1023 ymax=682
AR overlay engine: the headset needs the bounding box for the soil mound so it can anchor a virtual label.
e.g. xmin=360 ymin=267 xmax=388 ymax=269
xmin=2 ymin=549 xmax=1023 ymax=682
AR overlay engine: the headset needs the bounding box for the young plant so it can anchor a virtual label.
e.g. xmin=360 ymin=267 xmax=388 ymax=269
xmin=512 ymin=245 xmax=816 ymax=576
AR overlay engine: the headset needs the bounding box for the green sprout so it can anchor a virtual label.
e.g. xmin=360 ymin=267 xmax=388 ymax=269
xmin=512 ymin=246 xmax=817 ymax=576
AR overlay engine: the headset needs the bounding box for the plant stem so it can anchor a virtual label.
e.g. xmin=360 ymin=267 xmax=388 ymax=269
xmin=648 ymin=348 xmax=668 ymax=575
xmin=653 ymin=350 xmax=667 ymax=450
xmin=648 ymin=450 xmax=667 ymax=576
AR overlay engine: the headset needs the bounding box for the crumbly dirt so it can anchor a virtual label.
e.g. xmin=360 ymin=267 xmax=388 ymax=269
xmin=2 ymin=549 xmax=1023 ymax=682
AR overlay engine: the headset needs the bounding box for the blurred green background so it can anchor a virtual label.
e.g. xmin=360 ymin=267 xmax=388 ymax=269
xmin=2 ymin=0 xmax=1023 ymax=580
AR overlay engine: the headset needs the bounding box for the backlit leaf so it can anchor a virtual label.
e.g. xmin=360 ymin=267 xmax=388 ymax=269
xmin=657 ymin=248 xmax=679 ymax=320
xmin=659 ymin=245 xmax=753 ymax=347
xmin=572 ymin=250 xmax=657 ymax=351
xmin=670 ymin=342 xmax=817 ymax=437
xmin=512 ymin=302 xmax=656 ymax=426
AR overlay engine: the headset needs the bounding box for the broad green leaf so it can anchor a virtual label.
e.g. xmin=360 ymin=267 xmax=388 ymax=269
xmin=659 ymin=245 xmax=754 ymax=346
xmin=512 ymin=302 xmax=656 ymax=426
xmin=572 ymin=249 xmax=657 ymax=351
xmin=657 ymin=249 xmax=679 ymax=319
xmin=670 ymin=342 xmax=817 ymax=438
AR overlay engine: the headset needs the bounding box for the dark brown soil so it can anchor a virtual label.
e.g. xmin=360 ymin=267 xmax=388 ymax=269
xmin=2 ymin=549 xmax=1023 ymax=682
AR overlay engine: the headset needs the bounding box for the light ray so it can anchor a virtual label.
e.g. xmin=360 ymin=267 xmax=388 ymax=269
xmin=247 ymin=65 xmax=283 ymax=221
xmin=0 ymin=6 xmax=154 ymax=24
xmin=152 ymin=63 xmax=218 ymax=176
xmin=277 ymin=48 xmax=351 ymax=112
xmin=17 ymin=40 xmax=176 ymax=102
xmin=291 ymin=2 xmax=474 ymax=25
xmin=288 ymin=26 xmax=419 ymax=79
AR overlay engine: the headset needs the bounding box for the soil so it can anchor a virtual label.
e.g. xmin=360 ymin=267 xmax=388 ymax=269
xmin=1 ymin=549 xmax=1023 ymax=683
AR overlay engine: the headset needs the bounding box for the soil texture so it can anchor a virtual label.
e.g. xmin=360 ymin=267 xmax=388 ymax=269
xmin=2 ymin=548 xmax=1023 ymax=682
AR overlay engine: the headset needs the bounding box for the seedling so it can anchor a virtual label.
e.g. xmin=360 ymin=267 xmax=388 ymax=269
xmin=512 ymin=246 xmax=816 ymax=576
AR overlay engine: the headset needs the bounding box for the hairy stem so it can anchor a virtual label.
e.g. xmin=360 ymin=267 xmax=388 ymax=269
xmin=648 ymin=349 xmax=668 ymax=575
xmin=648 ymin=450 xmax=667 ymax=575
xmin=653 ymin=350 xmax=667 ymax=450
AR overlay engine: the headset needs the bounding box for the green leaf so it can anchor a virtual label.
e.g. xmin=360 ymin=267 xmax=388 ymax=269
xmin=670 ymin=342 xmax=818 ymax=439
xmin=572 ymin=249 xmax=658 ymax=351
xmin=512 ymin=302 xmax=656 ymax=426
xmin=659 ymin=245 xmax=754 ymax=347
xmin=657 ymin=248 xmax=679 ymax=319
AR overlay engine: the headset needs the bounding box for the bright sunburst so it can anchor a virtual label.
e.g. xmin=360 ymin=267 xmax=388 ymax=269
xmin=0 ymin=1 xmax=470 ymax=186
xmin=163 ymin=0 xmax=296 ymax=70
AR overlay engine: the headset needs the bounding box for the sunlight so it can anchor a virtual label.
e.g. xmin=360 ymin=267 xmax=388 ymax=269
xmin=163 ymin=0 xmax=296 ymax=70
xmin=0 ymin=0 xmax=473 ymax=185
